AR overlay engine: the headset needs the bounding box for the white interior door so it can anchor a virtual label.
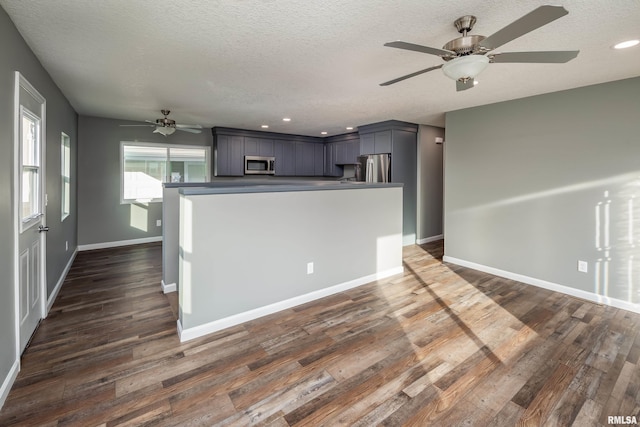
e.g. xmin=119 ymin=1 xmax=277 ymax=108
xmin=15 ymin=72 xmax=47 ymax=354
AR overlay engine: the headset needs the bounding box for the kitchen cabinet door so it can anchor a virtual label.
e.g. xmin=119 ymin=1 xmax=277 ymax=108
xmin=229 ymin=136 xmax=244 ymax=176
xmin=295 ymin=142 xmax=315 ymax=176
xmin=314 ymin=143 xmax=324 ymax=176
xmin=374 ymin=130 xmax=392 ymax=153
xmin=216 ymin=135 xmax=230 ymax=176
xmin=216 ymin=135 xmax=244 ymax=176
xmin=244 ymin=137 xmax=259 ymax=156
xmin=274 ymin=140 xmax=295 ymax=176
xmin=360 ymin=131 xmax=391 ymax=154
xmin=346 ymin=140 xmax=359 ymax=163
xmin=335 ymin=142 xmax=347 ymax=164
xmin=324 ymin=143 xmax=340 ymax=177
xmin=245 ymin=137 xmax=274 ymax=157
xmin=258 ymin=139 xmax=274 ymax=156
xmin=324 ymin=142 xmax=333 ymax=174
xmin=335 ymin=140 xmax=359 ymax=164
xmin=360 ymin=133 xmax=374 ymax=155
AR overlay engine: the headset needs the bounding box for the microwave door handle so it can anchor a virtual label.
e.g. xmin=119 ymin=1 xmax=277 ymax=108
xmin=270 ymin=160 xmax=275 ymax=171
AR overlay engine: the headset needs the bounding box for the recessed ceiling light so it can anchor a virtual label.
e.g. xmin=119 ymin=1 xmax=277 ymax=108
xmin=613 ymin=39 xmax=639 ymax=49
xmin=346 ymin=127 xmax=354 ymax=130
xmin=261 ymin=125 xmax=269 ymax=129
xmin=282 ymin=118 xmax=291 ymax=122
xmin=321 ymin=131 xmax=328 ymax=135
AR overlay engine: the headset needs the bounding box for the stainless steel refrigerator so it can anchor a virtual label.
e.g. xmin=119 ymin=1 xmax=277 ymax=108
xmin=356 ymin=154 xmax=391 ymax=183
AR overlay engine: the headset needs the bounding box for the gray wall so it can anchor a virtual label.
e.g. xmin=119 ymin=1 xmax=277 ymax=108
xmin=444 ymin=77 xmax=640 ymax=304
xmin=179 ymin=186 xmax=403 ymax=331
xmin=77 ymin=116 xmax=211 ymax=246
xmin=390 ymin=129 xmax=418 ymax=246
xmin=1 ymin=5 xmax=78 ymax=401
xmin=45 ymin=91 xmax=78 ymax=296
xmin=162 ymin=186 xmax=183 ymax=291
xmin=417 ymin=124 xmax=444 ymax=241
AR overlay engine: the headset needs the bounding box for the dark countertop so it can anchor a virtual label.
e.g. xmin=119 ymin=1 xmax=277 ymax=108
xmin=176 ymin=181 xmax=402 ymax=196
xmin=164 ymin=178 xmax=336 ymax=189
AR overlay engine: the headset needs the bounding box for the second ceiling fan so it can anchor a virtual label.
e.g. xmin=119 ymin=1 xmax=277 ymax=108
xmin=380 ymin=5 xmax=579 ymax=91
xmin=120 ymin=110 xmax=202 ymax=136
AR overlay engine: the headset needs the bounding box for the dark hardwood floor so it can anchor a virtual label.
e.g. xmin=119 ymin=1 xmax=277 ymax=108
xmin=1 ymin=241 xmax=639 ymax=426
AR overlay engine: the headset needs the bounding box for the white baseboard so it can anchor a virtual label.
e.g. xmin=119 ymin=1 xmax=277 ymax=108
xmin=178 ymin=266 xmax=404 ymax=342
xmin=161 ymin=280 xmax=176 ymax=293
xmin=443 ymin=256 xmax=640 ymax=315
xmin=0 ymin=358 xmax=19 ymax=411
xmin=47 ymin=249 xmax=77 ymax=314
xmin=78 ymin=236 xmax=162 ymax=251
xmin=416 ymin=234 xmax=444 ymax=245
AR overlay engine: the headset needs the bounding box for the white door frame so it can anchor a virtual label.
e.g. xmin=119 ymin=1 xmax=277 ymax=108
xmin=13 ymin=71 xmax=47 ymax=360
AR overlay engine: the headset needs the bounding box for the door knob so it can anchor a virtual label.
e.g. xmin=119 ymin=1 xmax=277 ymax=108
xmin=38 ymin=225 xmax=49 ymax=232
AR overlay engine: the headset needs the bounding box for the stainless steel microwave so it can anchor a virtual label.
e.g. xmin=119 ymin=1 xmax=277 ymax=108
xmin=244 ymin=155 xmax=275 ymax=175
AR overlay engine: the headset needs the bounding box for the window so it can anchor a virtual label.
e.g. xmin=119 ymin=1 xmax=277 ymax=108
xmin=121 ymin=142 xmax=210 ymax=203
xmin=20 ymin=106 xmax=41 ymax=226
xmin=61 ymin=132 xmax=70 ymax=220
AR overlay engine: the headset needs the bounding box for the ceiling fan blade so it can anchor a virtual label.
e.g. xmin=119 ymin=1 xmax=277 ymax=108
xmin=490 ymin=50 xmax=579 ymax=63
xmin=380 ymin=64 xmax=443 ymax=86
xmin=479 ymin=5 xmax=569 ymax=51
xmin=384 ymin=41 xmax=455 ymax=58
xmin=175 ymin=124 xmax=203 ymax=129
xmin=119 ymin=124 xmax=155 ymax=127
xmin=176 ymin=127 xmax=202 ymax=134
xmin=456 ymin=79 xmax=475 ymax=92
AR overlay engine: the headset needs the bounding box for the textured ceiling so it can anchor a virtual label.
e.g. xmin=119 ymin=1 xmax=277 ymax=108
xmin=1 ymin=0 xmax=639 ymax=136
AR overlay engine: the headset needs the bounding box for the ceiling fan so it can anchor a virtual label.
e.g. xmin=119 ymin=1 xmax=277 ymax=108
xmin=120 ymin=109 xmax=202 ymax=136
xmin=380 ymin=5 xmax=579 ymax=91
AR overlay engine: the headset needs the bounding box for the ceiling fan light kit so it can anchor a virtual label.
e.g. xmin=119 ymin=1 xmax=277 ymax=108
xmin=381 ymin=5 xmax=579 ymax=91
xmin=441 ymin=55 xmax=489 ymax=82
xmin=153 ymin=126 xmax=176 ymax=136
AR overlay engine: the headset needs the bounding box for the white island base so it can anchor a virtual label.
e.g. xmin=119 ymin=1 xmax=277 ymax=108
xmin=177 ymin=183 xmax=404 ymax=342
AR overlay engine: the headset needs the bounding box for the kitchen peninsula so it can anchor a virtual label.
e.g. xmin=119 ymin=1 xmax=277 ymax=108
xmin=175 ymin=181 xmax=404 ymax=341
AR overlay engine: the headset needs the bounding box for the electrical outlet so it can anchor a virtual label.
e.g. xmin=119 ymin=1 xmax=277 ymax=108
xmin=65 ymin=241 xmax=68 ymax=251
xmin=578 ymin=260 xmax=588 ymax=273
xmin=307 ymin=262 xmax=314 ymax=275
xmin=156 ymin=219 xmax=162 ymax=227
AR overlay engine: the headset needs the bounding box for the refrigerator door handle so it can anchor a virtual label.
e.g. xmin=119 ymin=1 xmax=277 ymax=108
xmin=366 ymin=158 xmax=374 ymax=182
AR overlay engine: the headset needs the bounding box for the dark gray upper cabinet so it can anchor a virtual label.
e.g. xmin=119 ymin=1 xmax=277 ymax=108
xmin=274 ymin=140 xmax=296 ymax=176
xmin=244 ymin=137 xmax=259 ymax=156
xmin=314 ymin=144 xmax=324 ymax=176
xmin=336 ymin=142 xmax=347 ymax=164
xmin=335 ymin=140 xmax=359 ymax=164
xmin=374 ymin=130 xmax=392 ymax=153
xmin=245 ymin=137 xmax=274 ymax=157
xmin=360 ymin=130 xmax=391 ymax=154
xmin=214 ymin=134 xmax=244 ymax=176
xmin=214 ymin=127 xmax=361 ymax=178
xmin=346 ymin=140 xmax=359 ymax=162
xmin=214 ymin=127 xmax=323 ymax=177
xmin=324 ymin=143 xmax=340 ymax=177
xmin=295 ymin=142 xmax=316 ymax=176
xmin=324 ymin=132 xmax=360 ymax=176
xmin=360 ymin=133 xmax=375 ymax=155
